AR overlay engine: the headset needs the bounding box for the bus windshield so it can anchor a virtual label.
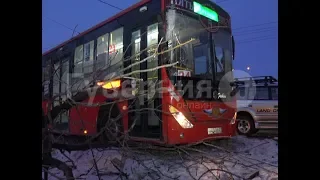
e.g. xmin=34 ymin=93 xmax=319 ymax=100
xmin=165 ymin=9 xmax=233 ymax=84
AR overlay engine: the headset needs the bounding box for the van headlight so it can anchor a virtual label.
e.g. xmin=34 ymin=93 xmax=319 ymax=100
xmin=169 ymin=105 xmax=193 ymax=128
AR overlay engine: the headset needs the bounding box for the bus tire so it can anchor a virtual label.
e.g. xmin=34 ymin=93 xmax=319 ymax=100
xmin=97 ymin=103 xmax=123 ymax=143
xmin=236 ymin=114 xmax=258 ymax=136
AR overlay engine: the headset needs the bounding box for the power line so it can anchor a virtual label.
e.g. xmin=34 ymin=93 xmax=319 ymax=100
xmin=231 ymin=22 xmax=277 ymax=40
xmin=234 ymin=27 xmax=277 ymax=36
xmin=212 ymin=0 xmax=278 ymax=34
xmin=43 ymin=47 xmax=50 ymax=51
xmin=233 ymin=21 xmax=278 ymax=31
xmin=237 ymin=37 xmax=276 ymax=45
xmin=234 ymin=26 xmax=276 ymax=34
xmin=216 ymin=0 xmax=278 ymax=34
xmin=237 ymin=34 xmax=275 ymax=41
xmin=97 ymin=0 xmax=123 ymax=10
xmin=216 ymin=0 xmax=230 ymax=3
xmin=237 ymin=35 xmax=276 ymax=44
xmin=43 ymin=5 xmax=277 ymax=51
xmin=239 ymin=37 xmax=276 ymax=44
xmin=226 ymin=20 xmax=277 ymax=41
xmin=43 ymin=16 xmax=81 ymax=34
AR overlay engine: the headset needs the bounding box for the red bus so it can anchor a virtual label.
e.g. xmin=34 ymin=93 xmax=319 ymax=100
xmin=42 ymin=0 xmax=237 ymax=145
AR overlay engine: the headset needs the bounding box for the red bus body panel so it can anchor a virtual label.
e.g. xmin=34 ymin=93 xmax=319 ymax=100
xmin=161 ymin=68 xmax=236 ymax=145
xmin=42 ymin=101 xmax=49 ymax=115
xmin=69 ymin=95 xmax=129 ymax=136
xmin=69 ymin=96 xmax=104 ymax=135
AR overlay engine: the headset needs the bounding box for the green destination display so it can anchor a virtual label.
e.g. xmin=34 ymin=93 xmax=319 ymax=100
xmin=193 ymin=1 xmax=219 ymax=22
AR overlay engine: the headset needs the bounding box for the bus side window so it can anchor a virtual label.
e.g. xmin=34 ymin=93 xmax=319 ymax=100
xmin=83 ymin=40 xmax=94 ymax=74
xmin=53 ymin=62 xmax=61 ymax=97
xmin=109 ymin=27 xmax=124 ymax=72
xmin=96 ymin=33 xmax=109 ymax=71
xmin=42 ymin=66 xmax=50 ymax=98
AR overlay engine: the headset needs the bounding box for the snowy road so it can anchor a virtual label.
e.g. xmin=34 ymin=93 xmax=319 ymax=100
xmin=45 ymin=135 xmax=278 ymax=180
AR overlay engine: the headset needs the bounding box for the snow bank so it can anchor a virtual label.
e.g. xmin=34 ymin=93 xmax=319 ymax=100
xmin=45 ymin=135 xmax=278 ymax=180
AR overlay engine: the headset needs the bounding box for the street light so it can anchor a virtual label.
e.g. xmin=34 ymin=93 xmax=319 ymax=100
xmin=246 ymin=66 xmax=250 ymax=71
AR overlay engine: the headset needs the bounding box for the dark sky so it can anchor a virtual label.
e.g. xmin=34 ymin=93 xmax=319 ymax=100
xmin=42 ymin=0 xmax=278 ymax=78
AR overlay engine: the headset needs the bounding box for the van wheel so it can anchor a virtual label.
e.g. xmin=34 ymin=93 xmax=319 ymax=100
xmin=236 ymin=115 xmax=257 ymax=136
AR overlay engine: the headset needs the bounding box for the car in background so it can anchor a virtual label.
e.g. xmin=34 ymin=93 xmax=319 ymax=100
xmin=234 ymin=76 xmax=278 ymax=135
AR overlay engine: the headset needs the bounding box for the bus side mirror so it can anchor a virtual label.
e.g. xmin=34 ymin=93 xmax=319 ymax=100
xmin=232 ymin=35 xmax=235 ymax=60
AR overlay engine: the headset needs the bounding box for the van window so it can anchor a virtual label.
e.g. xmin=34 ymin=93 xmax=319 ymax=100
xmin=271 ymin=87 xmax=278 ymax=100
xmin=236 ymin=87 xmax=247 ymax=100
xmin=248 ymin=87 xmax=269 ymax=100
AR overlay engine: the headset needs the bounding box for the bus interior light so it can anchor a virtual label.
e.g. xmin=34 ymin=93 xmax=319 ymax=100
xmin=97 ymin=80 xmax=121 ymax=89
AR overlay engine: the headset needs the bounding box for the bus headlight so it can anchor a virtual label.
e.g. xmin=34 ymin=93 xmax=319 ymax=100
xmin=169 ymin=105 xmax=193 ymax=129
xmin=230 ymin=112 xmax=237 ymax=124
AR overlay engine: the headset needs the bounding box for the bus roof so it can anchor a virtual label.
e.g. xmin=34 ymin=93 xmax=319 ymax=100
xmin=42 ymin=0 xmax=151 ymax=56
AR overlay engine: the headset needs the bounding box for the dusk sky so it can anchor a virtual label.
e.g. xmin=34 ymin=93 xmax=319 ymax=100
xmin=42 ymin=0 xmax=278 ymax=78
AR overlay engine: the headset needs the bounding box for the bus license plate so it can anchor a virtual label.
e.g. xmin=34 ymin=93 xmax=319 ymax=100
xmin=208 ymin=127 xmax=222 ymax=135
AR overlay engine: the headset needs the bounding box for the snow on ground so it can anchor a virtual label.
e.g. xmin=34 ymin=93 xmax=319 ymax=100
xmin=44 ymin=135 xmax=278 ymax=180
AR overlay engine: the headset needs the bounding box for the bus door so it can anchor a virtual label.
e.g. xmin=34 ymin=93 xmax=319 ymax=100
xmin=128 ymin=22 xmax=162 ymax=139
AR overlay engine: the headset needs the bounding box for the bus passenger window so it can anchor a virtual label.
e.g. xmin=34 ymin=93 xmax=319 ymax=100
xmin=109 ymin=27 xmax=124 ymax=72
xmin=83 ymin=40 xmax=94 ymax=73
xmin=74 ymin=45 xmax=83 ymax=74
xmin=96 ymin=33 xmax=109 ymax=70
xmin=84 ymin=41 xmax=94 ymax=62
